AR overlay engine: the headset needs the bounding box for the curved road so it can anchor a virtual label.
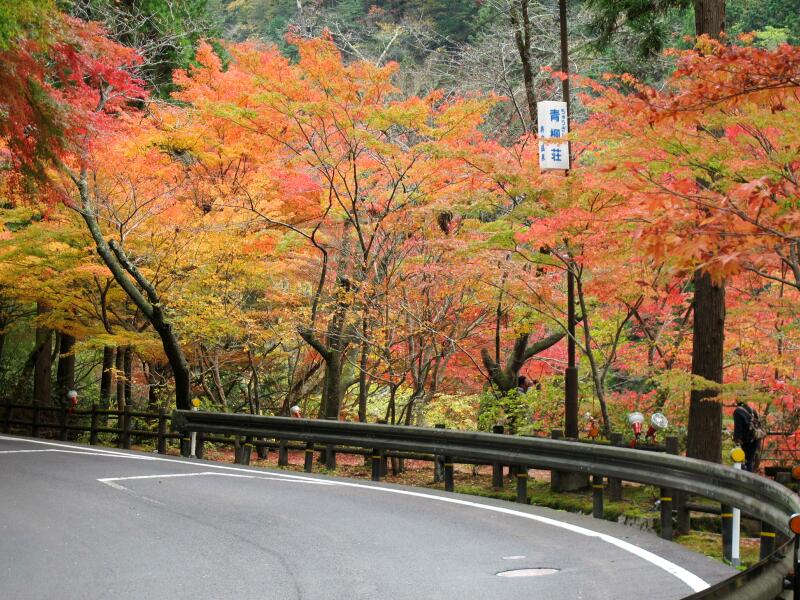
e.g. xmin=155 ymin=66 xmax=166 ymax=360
xmin=0 ymin=435 xmax=733 ymax=599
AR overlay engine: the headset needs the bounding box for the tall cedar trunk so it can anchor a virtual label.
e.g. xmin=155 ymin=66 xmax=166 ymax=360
xmin=123 ymin=347 xmax=132 ymax=407
xmin=56 ymin=333 xmax=76 ymax=403
xmin=33 ymin=304 xmax=52 ymax=406
xmin=100 ymin=346 xmax=115 ymax=408
xmin=687 ymin=0 xmax=726 ymax=462
xmin=694 ymin=0 xmax=725 ymax=39
xmin=115 ymin=347 xmax=125 ymax=411
xmin=687 ymin=272 xmax=725 ymax=462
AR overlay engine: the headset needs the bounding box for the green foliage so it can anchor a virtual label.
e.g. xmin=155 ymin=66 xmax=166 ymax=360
xmin=0 ymin=0 xmax=55 ymax=50
xmin=727 ymin=0 xmax=800 ymax=44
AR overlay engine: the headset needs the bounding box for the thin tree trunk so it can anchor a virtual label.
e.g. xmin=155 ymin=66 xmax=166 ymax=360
xmin=123 ymin=347 xmax=133 ymax=407
xmin=115 ymin=346 xmax=125 ymax=411
xmin=33 ymin=304 xmax=52 ymax=406
xmin=56 ymin=333 xmax=76 ymax=402
xmin=100 ymin=346 xmax=115 ymax=408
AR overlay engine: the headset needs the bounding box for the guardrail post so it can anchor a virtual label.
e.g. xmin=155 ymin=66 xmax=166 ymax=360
xmin=256 ymin=438 xmax=268 ymax=460
xmin=121 ymin=404 xmax=132 ymax=450
xmin=721 ymin=505 xmax=733 ymax=562
xmin=660 ymin=488 xmax=673 ymax=540
xmin=195 ymin=431 xmax=205 ymax=460
xmin=665 ymin=436 xmax=689 ymax=534
xmin=608 ymin=432 xmax=623 ymax=501
xmin=516 ymin=467 xmax=528 ymax=504
xmin=325 ymin=417 xmax=336 ymax=470
xmin=3 ymin=399 xmax=11 ymax=433
xmin=371 ymin=448 xmax=382 ymax=482
xmin=592 ymin=475 xmax=604 ymax=518
xmin=433 ymin=423 xmax=445 ymax=483
xmin=278 ymin=439 xmax=289 ymax=467
xmin=59 ymin=404 xmax=69 ymax=441
xmin=89 ymin=404 xmax=99 ymax=445
xmin=550 ymin=429 xmax=563 ymax=491
xmin=236 ymin=437 xmax=252 ymax=465
xmin=492 ymin=425 xmax=504 ymax=489
xmin=304 ymin=442 xmax=314 ymax=473
xmin=157 ymin=408 xmax=168 ymax=455
xmin=759 ymin=523 xmax=776 ymax=560
xmin=444 ymin=455 xmax=454 ymax=492
xmin=31 ymin=402 xmax=40 ymax=437
xmin=180 ymin=434 xmax=191 ymax=457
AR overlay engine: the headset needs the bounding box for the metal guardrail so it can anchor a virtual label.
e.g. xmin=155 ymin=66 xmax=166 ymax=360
xmin=172 ymin=410 xmax=800 ymax=599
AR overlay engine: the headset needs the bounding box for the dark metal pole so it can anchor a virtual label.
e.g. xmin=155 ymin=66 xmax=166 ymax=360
xmin=559 ymin=0 xmax=578 ymax=440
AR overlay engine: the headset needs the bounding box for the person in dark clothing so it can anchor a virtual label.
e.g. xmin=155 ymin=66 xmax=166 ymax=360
xmin=733 ymin=401 xmax=761 ymax=472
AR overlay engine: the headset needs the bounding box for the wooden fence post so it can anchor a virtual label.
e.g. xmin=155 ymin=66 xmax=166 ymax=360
xmin=89 ymin=404 xmax=99 ymax=446
xmin=120 ymin=404 xmax=132 ymax=450
xmin=157 ymin=408 xmax=168 ymax=455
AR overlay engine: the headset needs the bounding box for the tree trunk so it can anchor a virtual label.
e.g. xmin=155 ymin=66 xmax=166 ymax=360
xmin=56 ymin=333 xmax=76 ymax=403
xmin=115 ymin=346 xmax=125 ymax=411
xmin=322 ymin=351 xmax=342 ymax=419
xmin=100 ymin=346 xmax=115 ymax=408
xmin=694 ymin=0 xmax=725 ymax=38
xmin=686 ymin=3 xmax=726 ymax=462
xmin=33 ymin=304 xmax=52 ymax=406
xmin=687 ymin=272 xmax=725 ymax=462
xmin=510 ymin=0 xmax=537 ymax=128
xmin=123 ymin=346 xmax=133 ymax=407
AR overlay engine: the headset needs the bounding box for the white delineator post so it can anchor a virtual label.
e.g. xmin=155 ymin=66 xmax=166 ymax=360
xmin=731 ymin=447 xmax=745 ymax=567
xmin=190 ymin=399 xmax=201 ymax=458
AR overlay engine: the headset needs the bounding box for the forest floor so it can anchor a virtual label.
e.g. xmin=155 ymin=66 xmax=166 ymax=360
xmin=165 ymin=443 xmax=762 ymax=568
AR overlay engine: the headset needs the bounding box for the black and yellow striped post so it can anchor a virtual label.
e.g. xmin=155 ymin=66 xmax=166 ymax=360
xmin=659 ymin=488 xmax=673 ymax=540
xmin=492 ymin=425 xmax=504 ymax=490
xmin=371 ymin=448 xmax=382 ymax=482
xmin=444 ymin=455 xmax=454 ymax=492
xmin=592 ymin=475 xmax=604 ymax=518
xmin=721 ymin=505 xmax=733 ymax=562
xmin=278 ymin=439 xmax=289 ymax=467
xmin=303 ymin=441 xmax=315 ymax=473
xmin=516 ymin=467 xmax=529 ymax=504
xmin=759 ymin=523 xmax=776 ymax=560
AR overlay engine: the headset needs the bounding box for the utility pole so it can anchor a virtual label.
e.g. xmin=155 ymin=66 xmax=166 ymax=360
xmin=559 ymin=0 xmax=578 ymax=439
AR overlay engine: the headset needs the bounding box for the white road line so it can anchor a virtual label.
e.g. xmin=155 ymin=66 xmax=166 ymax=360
xmin=98 ymin=472 xmax=334 ymax=485
xmin=0 ymin=435 xmax=709 ymax=592
xmin=0 ymin=449 xmax=57 ymax=454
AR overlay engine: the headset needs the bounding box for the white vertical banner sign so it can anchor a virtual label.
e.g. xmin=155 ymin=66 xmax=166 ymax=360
xmin=537 ymin=100 xmax=570 ymax=170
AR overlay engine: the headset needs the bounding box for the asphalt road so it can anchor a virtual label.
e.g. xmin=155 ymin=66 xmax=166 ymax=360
xmin=0 ymin=435 xmax=734 ymax=599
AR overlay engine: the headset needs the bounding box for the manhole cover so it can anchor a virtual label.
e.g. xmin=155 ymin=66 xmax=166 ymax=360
xmin=496 ymin=568 xmax=560 ymax=578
